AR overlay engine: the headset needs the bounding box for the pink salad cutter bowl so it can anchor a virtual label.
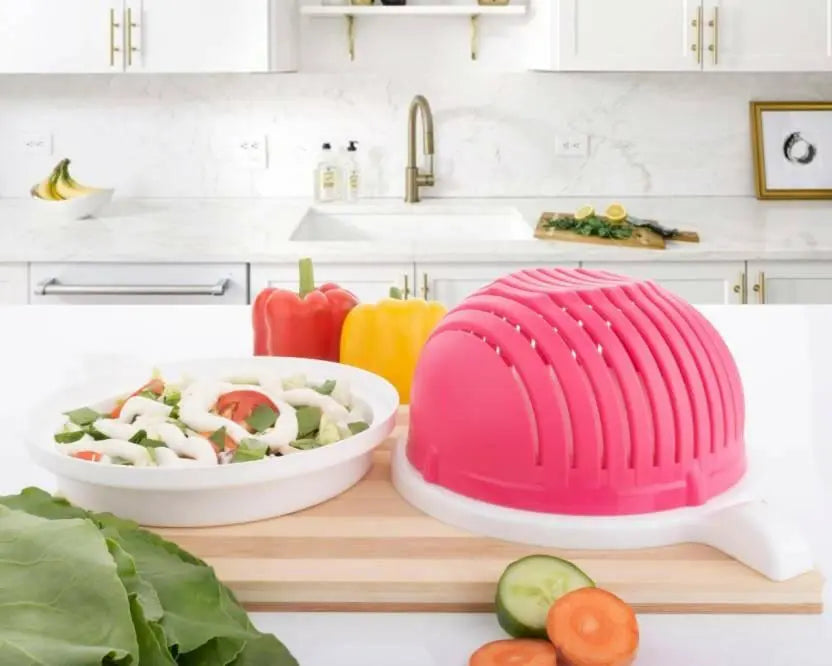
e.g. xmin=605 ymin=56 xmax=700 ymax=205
xmin=392 ymin=268 xmax=814 ymax=581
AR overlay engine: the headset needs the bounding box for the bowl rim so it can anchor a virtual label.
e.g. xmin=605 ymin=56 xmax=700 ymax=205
xmin=26 ymin=355 xmax=400 ymax=491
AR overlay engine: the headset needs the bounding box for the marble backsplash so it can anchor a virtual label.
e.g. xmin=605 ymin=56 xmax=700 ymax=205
xmin=1 ymin=71 xmax=832 ymax=199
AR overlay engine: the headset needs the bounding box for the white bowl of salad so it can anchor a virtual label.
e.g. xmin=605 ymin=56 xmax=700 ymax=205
xmin=26 ymin=356 xmax=399 ymax=526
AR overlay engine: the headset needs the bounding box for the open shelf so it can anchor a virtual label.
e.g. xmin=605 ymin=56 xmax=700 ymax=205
xmin=301 ymin=4 xmax=527 ymax=17
xmin=301 ymin=3 xmax=527 ymax=60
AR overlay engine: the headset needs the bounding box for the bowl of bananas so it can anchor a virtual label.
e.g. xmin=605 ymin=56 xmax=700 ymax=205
xmin=30 ymin=159 xmax=114 ymax=220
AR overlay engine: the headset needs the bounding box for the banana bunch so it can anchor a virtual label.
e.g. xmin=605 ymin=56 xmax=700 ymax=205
xmin=31 ymin=159 xmax=102 ymax=201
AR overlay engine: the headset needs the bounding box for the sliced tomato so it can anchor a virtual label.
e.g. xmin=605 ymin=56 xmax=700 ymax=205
xmin=110 ymin=378 xmax=166 ymax=418
xmin=214 ymin=390 xmax=278 ymax=432
xmin=72 ymin=451 xmax=102 ymax=462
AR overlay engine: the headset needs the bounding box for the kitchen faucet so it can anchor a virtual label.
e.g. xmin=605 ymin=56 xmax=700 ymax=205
xmin=405 ymin=94 xmax=435 ymax=203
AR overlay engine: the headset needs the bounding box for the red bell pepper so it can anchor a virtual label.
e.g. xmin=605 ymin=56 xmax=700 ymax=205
xmin=252 ymin=258 xmax=358 ymax=361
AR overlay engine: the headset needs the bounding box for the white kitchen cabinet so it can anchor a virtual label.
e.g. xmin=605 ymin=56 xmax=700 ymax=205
xmin=530 ymin=0 xmax=832 ymax=72
xmin=0 ymin=0 xmax=118 ymax=74
xmin=580 ymin=261 xmax=746 ymax=304
xmin=416 ymin=262 xmax=580 ymax=310
xmin=0 ymin=0 xmax=296 ymax=74
xmin=530 ymin=0 xmax=701 ymax=71
xmin=250 ymin=262 xmax=413 ymax=304
xmin=746 ymin=261 xmax=832 ymax=304
xmin=125 ymin=0 xmax=297 ymax=73
xmin=701 ymin=1 xmax=832 ymax=71
xmin=0 ymin=264 xmax=28 ymax=305
xmin=29 ymin=263 xmax=248 ymax=305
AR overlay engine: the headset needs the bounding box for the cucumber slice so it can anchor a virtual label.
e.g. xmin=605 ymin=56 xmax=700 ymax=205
xmin=495 ymin=554 xmax=595 ymax=639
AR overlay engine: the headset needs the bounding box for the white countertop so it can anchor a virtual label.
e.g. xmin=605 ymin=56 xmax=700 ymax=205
xmin=1 ymin=196 xmax=832 ymax=263
xmin=1 ymin=304 xmax=830 ymax=665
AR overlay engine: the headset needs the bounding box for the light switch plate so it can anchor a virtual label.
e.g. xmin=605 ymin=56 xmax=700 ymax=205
xmin=229 ymin=135 xmax=268 ymax=169
xmin=21 ymin=133 xmax=53 ymax=157
xmin=555 ymin=133 xmax=589 ymax=158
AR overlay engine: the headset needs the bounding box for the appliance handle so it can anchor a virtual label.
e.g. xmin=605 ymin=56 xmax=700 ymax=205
xmin=691 ymin=499 xmax=814 ymax=582
xmin=34 ymin=277 xmax=230 ymax=297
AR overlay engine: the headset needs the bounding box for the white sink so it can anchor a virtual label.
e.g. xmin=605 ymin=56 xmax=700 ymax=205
xmin=290 ymin=206 xmax=531 ymax=242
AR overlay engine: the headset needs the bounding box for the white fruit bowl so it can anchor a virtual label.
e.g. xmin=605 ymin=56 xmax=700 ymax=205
xmin=31 ymin=188 xmax=114 ymax=220
xmin=25 ymin=356 xmax=400 ymax=527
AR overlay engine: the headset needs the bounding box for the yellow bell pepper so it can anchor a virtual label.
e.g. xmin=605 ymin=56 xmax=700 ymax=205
xmin=340 ymin=288 xmax=446 ymax=403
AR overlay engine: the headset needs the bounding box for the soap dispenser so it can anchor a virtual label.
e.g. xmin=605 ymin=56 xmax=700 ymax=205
xmin=343 ymin=140 xmax=360 ymax=202
xmin=315 ymin=142 xmax=338 ymax=203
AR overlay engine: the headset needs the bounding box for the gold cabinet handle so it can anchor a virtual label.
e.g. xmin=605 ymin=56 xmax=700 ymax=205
xmin=421 ymin=273 xmax=429 ymax=300
xmin=109 ymin=8 xmax=121 ymax=67
xmin=736 ymin=272 xmax=748 ymax=304
xmin=752 ymin=271 xmax=766 ymax=304
xmin=690 ymin=6 xmax=702 ymax=65
xmin=708 ymin=6 xmax=719 ymax=65
xmin=403 ymin=274 xmax=410 ymax=299
xmin=126 ymin=7 xmax=139 ymax=67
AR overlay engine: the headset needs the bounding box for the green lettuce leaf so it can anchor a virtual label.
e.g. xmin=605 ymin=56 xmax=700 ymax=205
xmin=0 ymin=488 xmax=299 ymax=666
xmin=0 ymin=506 xmax=138 ymax=666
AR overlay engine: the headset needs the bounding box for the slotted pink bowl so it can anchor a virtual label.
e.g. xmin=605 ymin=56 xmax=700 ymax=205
xmin=393 ymin=267 xmax=813 ymax=581
xmin=407 ymin=267 xmax=746 ymax=515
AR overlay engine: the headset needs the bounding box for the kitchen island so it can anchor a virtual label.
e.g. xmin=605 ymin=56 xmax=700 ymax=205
xmin=1 ymin=304 xmax=830 ymax=666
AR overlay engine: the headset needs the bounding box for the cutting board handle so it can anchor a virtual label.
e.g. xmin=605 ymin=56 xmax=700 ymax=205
xmin=691 ymin=500 xmax=814 ymax=581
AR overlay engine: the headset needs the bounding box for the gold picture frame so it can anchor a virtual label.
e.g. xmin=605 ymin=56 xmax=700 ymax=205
xmin=751 ymin=100 xmax=832 ymax=200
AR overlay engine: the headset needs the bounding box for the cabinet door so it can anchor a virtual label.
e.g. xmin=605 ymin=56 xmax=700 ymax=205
xmin=0 ymin=0 xmax=120 ymax=73
xmin=418 ymin=262 xmax=581 ymax=310
xmin=703 ymin=1 xmax=832 ymax=71
xmin=126 ymin=0 xmax=270 ymax=73
xmin=251 ymin=262 xmax=413 ymax=305
xmin=580 ymin=261 xmax=746 ymax=304
xmin=747 ymin=261 xmax=832 ymax=304
xmin=0 ymin=264 xmax=28 ymax=305
xmin=549 ymin=0 xmax=701 ymax=71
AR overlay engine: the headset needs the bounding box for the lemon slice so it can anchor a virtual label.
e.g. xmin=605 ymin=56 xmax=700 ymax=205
xmin=574 ymin=205 xmax=595 ymax=221
xmin=605 ymin=203 xmax=628 ymax=222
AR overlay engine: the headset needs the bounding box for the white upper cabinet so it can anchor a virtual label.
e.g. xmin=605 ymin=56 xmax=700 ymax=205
xmin=127 ymin=0 xmax=282 ymax=73
xmin=538 ymin=0 xmax=700 ymax=71
xmin=0 ymin=0 xmax=297 ymax=74
xmin=701 ymin=0 xmax=832 ymax=71
xmin=530 ymin=0 xmax=832 ymax=72
xmin=0 ymin=0 xmax=119 ymax=74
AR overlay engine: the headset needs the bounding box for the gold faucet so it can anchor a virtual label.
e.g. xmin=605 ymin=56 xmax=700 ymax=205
xmin=405 ymin=94 xmax=435 ymax=203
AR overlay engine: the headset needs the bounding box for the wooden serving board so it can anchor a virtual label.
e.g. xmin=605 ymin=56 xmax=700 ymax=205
xmin=154 ymin=411 xmax=823 ymax=614
xmin=535 ymin=212 xmax=700 ymax=249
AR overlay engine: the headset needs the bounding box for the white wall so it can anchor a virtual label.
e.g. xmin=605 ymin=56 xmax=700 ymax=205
xmin=1 ymin=8 xmax=831 ymax=199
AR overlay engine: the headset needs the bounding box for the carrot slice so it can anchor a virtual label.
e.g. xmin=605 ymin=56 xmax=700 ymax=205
xmin=470 ymin=639 xmax=557 ymax=666
xmin=546 ymin=587 xmax=638 ymax=666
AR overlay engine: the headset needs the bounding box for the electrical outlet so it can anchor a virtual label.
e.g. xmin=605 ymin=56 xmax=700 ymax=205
xmin=555 ymin=134 xmax=589 ymax=158
xmin=230 ymin=136 xmax=268 ymax=169
xmin=21 ymin=133 xmax=53 ymax=157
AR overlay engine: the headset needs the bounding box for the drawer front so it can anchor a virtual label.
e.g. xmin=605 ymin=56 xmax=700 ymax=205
xmin=0 ymin=263 xmax=28 ymax=304
xmin=29 ymin=263 xmax=248 ymax=305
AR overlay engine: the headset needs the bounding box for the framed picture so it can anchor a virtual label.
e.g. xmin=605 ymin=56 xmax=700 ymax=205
xmin=750 ymin=101 xmax=832 ymax=200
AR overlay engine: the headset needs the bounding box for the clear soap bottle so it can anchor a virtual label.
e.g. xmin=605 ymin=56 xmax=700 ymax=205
xmin=315 ymin=142 xmax=339 ymax=203
xmin=343 ymin=140 xmax=360 ymax=202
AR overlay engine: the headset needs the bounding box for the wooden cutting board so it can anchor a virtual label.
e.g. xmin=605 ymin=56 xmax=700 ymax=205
xmin=534 ymin=212 xmax=700 ymax=250
xmin=154 ymin=410 xmax=823 ymax=614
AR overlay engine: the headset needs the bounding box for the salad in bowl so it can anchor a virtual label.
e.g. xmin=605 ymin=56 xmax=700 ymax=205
xmin=28 ymin=357 xmax=399 ymax=526
xmin=55 ymin=371 xmax=371 ymax=467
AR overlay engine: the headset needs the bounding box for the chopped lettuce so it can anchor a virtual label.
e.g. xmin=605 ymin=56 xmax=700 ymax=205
xmin=64 ymin=406 xmax=101 ymax=427
xmin=54 ymin=429 xmax=86 ymax=444
xmin=348 ymin=421 xmax=370 ymax=435
xmin=208 ymin=427 xmax=227 ymax=451
xmin=232 ymin=439 xmax=268 ymax=463
xmin=317 ymin=413 xmax=341 ymax=445
xmin=314 ymin=379 xmax=336 ymax=395
xmin=295 ymin=405 xmax=322 ymax=438
xmin=290 ymin=438 xmax=322 ymax=450
xmin=245 ymin=404 xmax=278 ymax=433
